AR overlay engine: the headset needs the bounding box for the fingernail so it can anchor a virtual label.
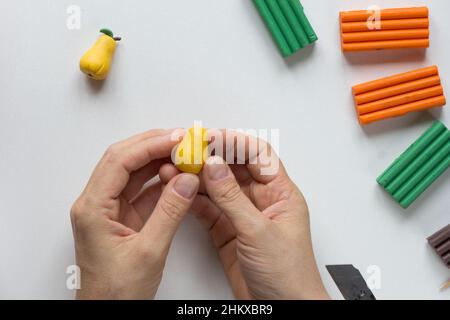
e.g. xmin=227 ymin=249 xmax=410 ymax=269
xmin=173 ymin=174 xmax=198 ymax=199
xmin=170 ymin=128 xmax=187 ymax=143
xmin=205 ymin=156 xmax=229 ymax=181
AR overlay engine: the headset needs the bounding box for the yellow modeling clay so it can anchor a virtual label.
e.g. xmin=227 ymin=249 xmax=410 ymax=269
xmin=80 ymin=29 xmax=120 ymax=80
xmin=174 ymin=127 xmax=209 ymax=174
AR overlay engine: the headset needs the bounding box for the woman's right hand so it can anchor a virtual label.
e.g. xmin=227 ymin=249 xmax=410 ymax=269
xmin=161 ymin=132 xmax=329 ymax=300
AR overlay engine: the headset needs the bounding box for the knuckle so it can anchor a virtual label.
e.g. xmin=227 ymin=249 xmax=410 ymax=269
xmin=198 ymin=198 xmax=214 ymax=217
xmin=70 ymin=196 xmax=97 ymax=228
xmin=136 ymin=242 xmax=161 ymax=262
xmin=103 ymin=143 xmax=123 ymax=162
xmin=70 ymin=199 xmax=85 ymax=225
xmin=159 ymin=197 xmax=185 ymax=223
xmin=246 ymin=220 xmax=268 ymax=239
xmin=216 ymin=180 xmax=242 ymax=204
xmin=104 ymin=143 xmax=140 ymax=171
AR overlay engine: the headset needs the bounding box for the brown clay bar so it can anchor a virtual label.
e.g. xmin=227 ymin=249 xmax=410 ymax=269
xmin=427 ymin=224 xmax=450 ymax=268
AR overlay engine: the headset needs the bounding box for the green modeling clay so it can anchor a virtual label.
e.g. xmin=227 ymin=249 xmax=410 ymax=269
xmin=253 ymin=0 xmax=318 ymax=57
xmin=377 ymin=121 xmax=450 ymax=208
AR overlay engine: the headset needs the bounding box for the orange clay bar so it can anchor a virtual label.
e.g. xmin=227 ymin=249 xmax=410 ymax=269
xmin=355 ymin=75 xmax=441 ymax=105
xmin=357 ymin=85 xmax=444 ymax=115
xmin=352 ymin=66 xmax=438 ymax=95
xmin=340 ymin=7 xmax=429 ymax=22
xmin=342 ymin=39 xmax=429 ymax=52
xmin=341 ymin=18 xmax=429 ymax=33
xmin=359 ymin=96 xmax=446 ymax=125
xmin=342 ymin=29 xmax=429 ymax=43
xmin=340 ymin=7 xmax=429 ymax=52
xmin=352 ymin=66 xmax=446 ymax=125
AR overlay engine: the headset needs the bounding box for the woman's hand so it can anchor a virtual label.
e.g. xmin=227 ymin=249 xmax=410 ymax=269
xmin=161 ymin=131 xmax=329 ymax=300
xmin=71 ymin=129 xmax=199 ymax=300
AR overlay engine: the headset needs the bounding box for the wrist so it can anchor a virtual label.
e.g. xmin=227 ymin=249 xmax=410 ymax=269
xmin=75 ymin=280 xmax=117 ymax=300
xmin=75 ymin=274 xmax=158 ymax=300
xmin=292 ymin=285 xmax=330 ymax=300
xmin=279 ymin=278 xmax=330 ymax=300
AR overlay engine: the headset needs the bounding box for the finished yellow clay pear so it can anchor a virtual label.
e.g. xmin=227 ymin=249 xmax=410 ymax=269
xmin=174 ymin=127 xmax=209 ymax=174
xmin=80 ymin=29 xmax=120 ymax=80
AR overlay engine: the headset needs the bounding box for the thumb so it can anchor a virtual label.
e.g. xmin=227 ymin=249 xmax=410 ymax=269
xmin=203 ymin=156 xmax=263 ymax=234
xmin=141 ymin=173 xmax=199 ymax=252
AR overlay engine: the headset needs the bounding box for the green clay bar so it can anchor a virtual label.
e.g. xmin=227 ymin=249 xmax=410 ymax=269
xmin=253 ymin=0 xmax=318 ymax=57
xmin=377 ymin=121 xmax=450 ymax=209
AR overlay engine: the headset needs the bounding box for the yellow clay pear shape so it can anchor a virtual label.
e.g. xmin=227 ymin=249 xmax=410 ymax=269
xmin=80 ymin=29 xmax=120 ymax=80
xmin=175 ymin=127 xmax=209 ymax=174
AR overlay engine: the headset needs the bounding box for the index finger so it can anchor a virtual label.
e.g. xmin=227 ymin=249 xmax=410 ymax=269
xmin=206 ymin=129 xmax=286 ymax=184
xmin=84 ymin=129 xmax=184 ymax=200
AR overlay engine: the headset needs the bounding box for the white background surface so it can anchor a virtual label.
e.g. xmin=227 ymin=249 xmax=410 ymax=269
xmin=0 ymin=0 xmax=449 ymax=300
